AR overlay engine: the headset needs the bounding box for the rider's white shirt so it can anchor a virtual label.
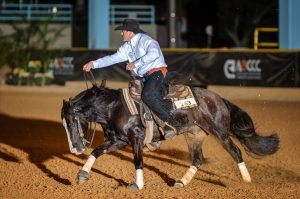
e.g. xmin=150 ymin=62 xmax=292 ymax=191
xmin=92 ymin=33 xmax=167 ymax=77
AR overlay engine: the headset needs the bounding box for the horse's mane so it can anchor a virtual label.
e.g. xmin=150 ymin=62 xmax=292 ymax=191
xmin=70 ymin=86 xmax=120 ymax=113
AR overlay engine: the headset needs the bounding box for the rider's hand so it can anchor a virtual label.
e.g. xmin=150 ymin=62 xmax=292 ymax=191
xmin=83 ymin=61 xmax=93 ymax=72
xmin=126 ymin=62 xmax=135 ymax=71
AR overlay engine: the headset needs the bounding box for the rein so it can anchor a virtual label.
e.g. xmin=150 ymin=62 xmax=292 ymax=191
xmin=74 ymin=115 xmax=96 ymax=148
xmin=84 ymin=70 xmax=97 ymax=88
xmin=77 ymin=71 xmax=97 ymax=148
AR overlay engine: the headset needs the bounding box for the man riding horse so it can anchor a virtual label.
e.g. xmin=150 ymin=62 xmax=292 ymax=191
xmin=83 ymin=18 xmax=182 ymax=140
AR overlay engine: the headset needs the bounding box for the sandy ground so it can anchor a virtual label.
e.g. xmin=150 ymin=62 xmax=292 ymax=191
xmin=0 ymin=82 xmax=300 ymax=199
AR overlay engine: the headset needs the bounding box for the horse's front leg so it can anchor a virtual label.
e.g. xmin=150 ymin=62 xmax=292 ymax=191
xmin=174 ymin=130 xmax=207 ymax=188
xmin=127 ymin=127 xmax=145 ymax=190
xmin=77 ymin=140 xmax=127 ymax=185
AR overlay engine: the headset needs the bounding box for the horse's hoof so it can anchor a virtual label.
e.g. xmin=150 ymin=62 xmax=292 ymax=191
xmin=127 ymin=182 xmax=139 ymax=190
xmin=173 ymin=180 xmax=184 ymax=188
xmin=77 ymin=170 xmax=90 ymax=185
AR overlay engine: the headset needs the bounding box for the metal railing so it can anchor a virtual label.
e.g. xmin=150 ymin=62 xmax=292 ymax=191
xmin=110 ymin=5 xmax=155 ymax=24
xmin=0 ymin=3 xmax=72 ymax=23
xmin=254 ymin=27 xmax=278 ymax=50
xmin=0 ymin=3 xmax=155 ymax=25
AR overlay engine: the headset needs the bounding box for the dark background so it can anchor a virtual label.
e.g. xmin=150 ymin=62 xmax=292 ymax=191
xmin=33 ymin=0 xmax=278 ymax=48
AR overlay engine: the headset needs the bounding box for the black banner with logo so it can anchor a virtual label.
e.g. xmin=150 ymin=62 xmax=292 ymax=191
xmin=48 ymin=50 xmax=300 ymax=87
xmin=207 ymin=52 xmax=299 ymax=87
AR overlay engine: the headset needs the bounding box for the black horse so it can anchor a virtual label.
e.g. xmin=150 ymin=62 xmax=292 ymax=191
xmin=61 ymin=80 xmax=279 ymax=190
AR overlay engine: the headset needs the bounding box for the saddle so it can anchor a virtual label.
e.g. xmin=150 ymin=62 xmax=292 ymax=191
xmin=128 ymin=79 xmax=198 ymax=110
xmin=121 ymin=78 xmax=198 ymax=144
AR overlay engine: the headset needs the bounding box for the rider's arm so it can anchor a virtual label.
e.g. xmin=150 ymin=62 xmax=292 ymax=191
xmin=92 ymin=45 xmax=128 ymax=69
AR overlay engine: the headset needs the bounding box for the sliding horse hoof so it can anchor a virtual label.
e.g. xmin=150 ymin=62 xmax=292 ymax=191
xmin=173 ymin=180 xmax=184 ymax=188
xmin=77 ymin=170 xmax=90 ymax=185
xmin=127 ymin=183 xmax=139 ymax=190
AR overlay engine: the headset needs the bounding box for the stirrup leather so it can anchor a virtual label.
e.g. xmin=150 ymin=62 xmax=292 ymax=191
xmin=159 ymin=122 xmax=178 ymax=135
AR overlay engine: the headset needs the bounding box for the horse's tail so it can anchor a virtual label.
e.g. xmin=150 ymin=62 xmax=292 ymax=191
xmin=222 ymin=99 xmax=279 ymax=157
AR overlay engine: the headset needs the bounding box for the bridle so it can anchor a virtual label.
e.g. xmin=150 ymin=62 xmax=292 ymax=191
xmin=70 ymin=71 xmax=98 ymax=148
xmin=73 ymin=111 xmax=96 ymax=149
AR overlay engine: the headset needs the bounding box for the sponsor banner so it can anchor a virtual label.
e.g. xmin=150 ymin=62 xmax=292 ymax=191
xmin=214 ymin=52 xmax=298 ymax=86
xmin=32 ymin=50 xmax=300 ymax=87
xmin=223 ymin=59 xmax=262 ymax=80
xmin=164 ymin=51 xmax=299 ymax=87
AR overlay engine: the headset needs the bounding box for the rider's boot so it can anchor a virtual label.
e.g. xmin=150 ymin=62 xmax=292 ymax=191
xmin=162 ymin=118 xmax=182 ymax=140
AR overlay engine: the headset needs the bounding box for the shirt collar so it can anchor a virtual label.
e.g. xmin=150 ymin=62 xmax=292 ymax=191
xmin=129 ymin=33 xmax=141 ymax=46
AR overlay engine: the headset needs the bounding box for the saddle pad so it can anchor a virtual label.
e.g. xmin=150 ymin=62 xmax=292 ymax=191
xmin=121 ymin=88 xmax=154 ymax=144
xmin=121 ymin=88 xmax=139 ymax=115
xmin=171 ymin=86 xmax=198 ymax=110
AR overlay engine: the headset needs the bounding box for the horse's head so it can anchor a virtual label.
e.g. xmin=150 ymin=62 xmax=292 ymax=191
xmin=61 ymin=99 xmax=89 ymax=155
xmin=61 ymin=81 xmax=110 ymax=155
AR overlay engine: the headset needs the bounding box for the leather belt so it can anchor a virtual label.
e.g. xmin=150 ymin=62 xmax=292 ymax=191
xmin=145 ymin=67 xmax=168 ymax=77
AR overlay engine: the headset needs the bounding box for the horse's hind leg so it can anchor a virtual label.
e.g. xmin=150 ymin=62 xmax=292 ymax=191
xmin=174 ymin=130 xmax=207 ymax=188
xmin=218 ymin=134 xmax=251 ymax=182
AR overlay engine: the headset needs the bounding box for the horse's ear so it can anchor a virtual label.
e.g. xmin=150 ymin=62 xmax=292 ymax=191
xmin=100 ymin=79 xmax=106 ymax=88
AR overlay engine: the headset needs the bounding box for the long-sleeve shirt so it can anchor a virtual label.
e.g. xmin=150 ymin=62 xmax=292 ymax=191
xmin=92 ymin=33 xmax=167 ymax=77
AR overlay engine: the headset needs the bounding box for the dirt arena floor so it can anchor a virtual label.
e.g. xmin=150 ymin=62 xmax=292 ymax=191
xmin=0 ymin=82 xmax=300 ymax=199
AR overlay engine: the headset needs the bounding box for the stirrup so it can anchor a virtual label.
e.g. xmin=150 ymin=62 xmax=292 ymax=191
xmin=160 ymin=122 xmax=178 ymax=140
xmin=143 ymin=141 xmax=161 ymax=152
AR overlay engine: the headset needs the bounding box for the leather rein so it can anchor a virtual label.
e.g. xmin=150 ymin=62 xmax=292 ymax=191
xmin=73 ymin=71 xmax=97 ymax=149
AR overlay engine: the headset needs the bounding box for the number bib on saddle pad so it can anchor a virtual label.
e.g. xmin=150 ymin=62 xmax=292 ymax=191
xmin=166 ymin=85 xmax=198 ymax=110
xmin=173 ymin=98 xmax=197 ymax=109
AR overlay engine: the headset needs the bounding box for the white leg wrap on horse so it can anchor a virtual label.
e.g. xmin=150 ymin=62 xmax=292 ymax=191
xmin=238 ymin=162 xmax=251 ymax=182
xmin=82 ymin=155 xmax=96 ymax=173
xmin=180 ymin=166 xmax=198 ymax=186
xmin=135 ymin=169 xmax=144 ymax=189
